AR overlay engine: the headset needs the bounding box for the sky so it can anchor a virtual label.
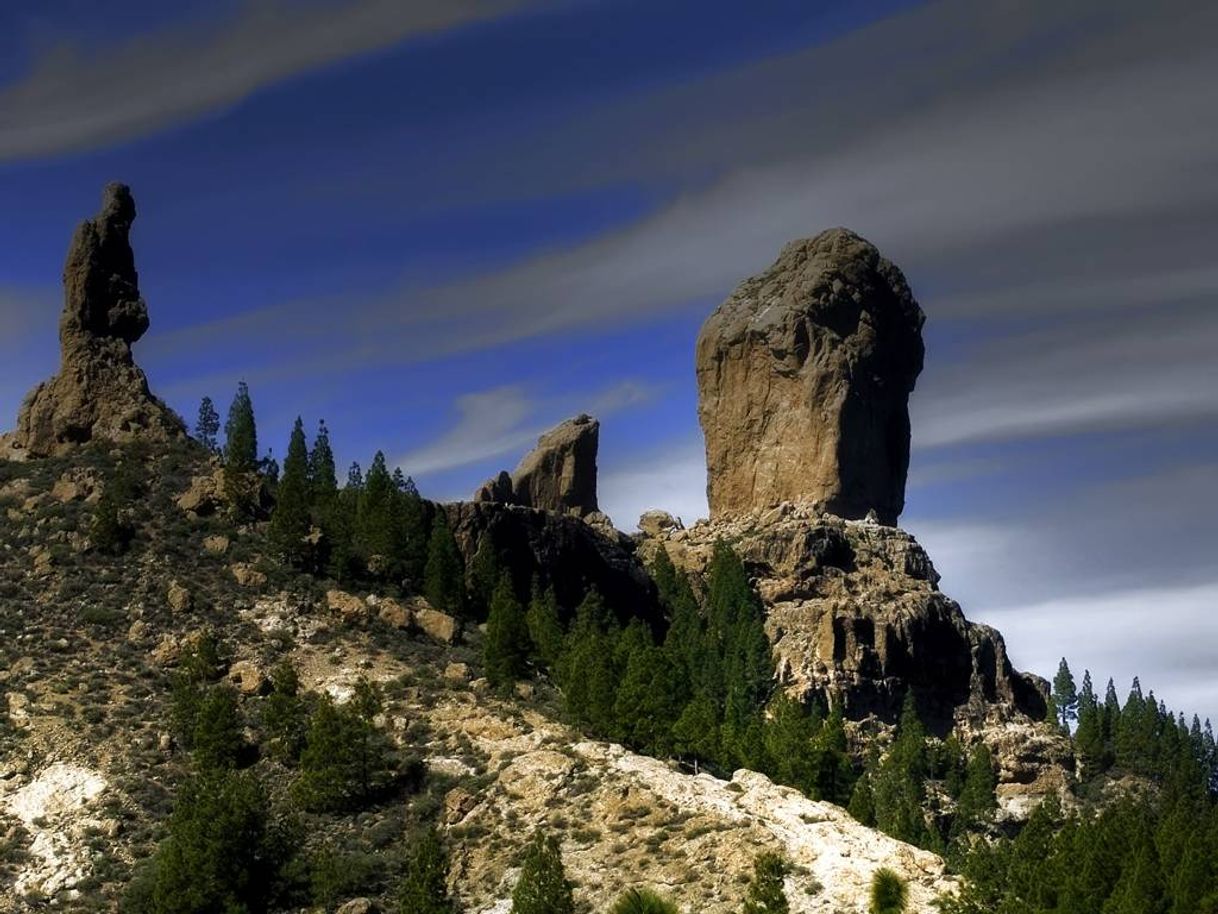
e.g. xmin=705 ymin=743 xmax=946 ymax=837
xmin=1 ymin=0 xmax=1216 ymax=720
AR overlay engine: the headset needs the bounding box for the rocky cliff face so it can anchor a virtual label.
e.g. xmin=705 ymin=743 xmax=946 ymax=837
xmin=696 ymin=229 xmax=924 ymax=524
xmin=6 ymin=183 xmax=183 ymax=458
xmin=474 ymin=414 xmax=599 ymax=518
xmin=639 ymin=503 xmax=1048 ymax=733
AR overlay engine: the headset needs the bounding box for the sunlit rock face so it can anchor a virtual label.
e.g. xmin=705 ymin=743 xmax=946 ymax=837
xmin=696 ymin=229 xmax=924 ymax=525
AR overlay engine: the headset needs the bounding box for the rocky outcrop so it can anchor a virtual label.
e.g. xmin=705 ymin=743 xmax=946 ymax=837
xmin=444 ymin=499 xmax=659 ymax=628
xmin=473 ymin=414 xmax=599 ymax=518
xmin=639 ymin=502 xmax=1049 ymax=736
xmin=696 ymin=229 xmax=924 ymax=524
xmin=6 ymin=184 xmax=183 ymax=457
xmin=5 ymin=184 xmax=181 ymax=458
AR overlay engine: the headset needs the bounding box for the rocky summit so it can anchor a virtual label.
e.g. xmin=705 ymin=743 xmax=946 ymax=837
xmin=696 ymin=229 xmax=924 ymax=524
xmin=5 ymin=183 xmax=183 ymax=458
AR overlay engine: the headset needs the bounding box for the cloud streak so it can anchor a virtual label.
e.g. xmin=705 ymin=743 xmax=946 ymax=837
xmin=0 ymin=0 xmax=529 ymax=162
xmin=395 ymin=379 xmax=656 ymax=479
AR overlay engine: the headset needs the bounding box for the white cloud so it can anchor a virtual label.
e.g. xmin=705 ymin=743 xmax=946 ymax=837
xmin=395 ymin=379 xmax=657 ymax=479
xmin=0 ymin=0 xmax=529 ymax=161
xmin=598 ymin=435 xmax=709 ymax=531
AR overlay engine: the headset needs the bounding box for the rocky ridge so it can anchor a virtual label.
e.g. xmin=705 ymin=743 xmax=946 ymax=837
xmin=4 ymin=183 xmax=183 ymax=459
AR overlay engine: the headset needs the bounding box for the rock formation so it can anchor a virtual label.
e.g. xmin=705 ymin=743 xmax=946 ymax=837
xmin=7 ymin=183 xmax=183 ymax=457
xmin=696 ymin=229 xmax=924 ymax=524
xmin=473 ymin=414 xmax=600 ymax=518
xmin=445 ymin=498 xmax=659 ymax=629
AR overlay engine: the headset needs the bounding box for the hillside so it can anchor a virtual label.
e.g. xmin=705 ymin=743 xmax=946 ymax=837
xmin=1 ymin=185 xmax=1215 ymax=914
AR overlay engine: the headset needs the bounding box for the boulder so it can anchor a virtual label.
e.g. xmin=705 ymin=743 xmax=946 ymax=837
xmin=9 ymin=183 xmax=184 ymax=457
xmin=227 ymin=660 xmax=268 ymax=695
xmin=177 ymin=470 xmax=224 ymax=516
xmin=166 ymin=581 xmax=192 ymax=613
xmin=696 ymin=229 xmax=924 ymax=524
xmin=638 ymin=509 xmax=682 ymax=538
xmin=230 ymin=563 xmax=267 ymax=588
xmin=374 ymin=597 xmax=412 ymax=629
xmin=202 ymin=534 xmax=230 ymax=555
xmin=414 ymin=603 xmax=458 ymax=644
xmin=472 ymin=470 xmax=514 ymax=505
xmin=326 ymin=589 xmax=368 ymax=623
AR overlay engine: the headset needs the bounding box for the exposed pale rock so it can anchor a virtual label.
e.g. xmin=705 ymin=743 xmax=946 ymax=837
xmin=336 ymin=899 xmax=378 ymax=914
xmin=177 ymin=469 xmax=224 ymax=516
xmin=473 ymin=470 xmax=514 ymax=505
xmin=9 ymin=184 xmax=183 ymax=457
xmin=50 ymin=469 xmax=101 ymax=504
xmin=444 ymin=662 xmax=471 ymax=683
xmin=696 ymin=229 xmax=924 ymax=524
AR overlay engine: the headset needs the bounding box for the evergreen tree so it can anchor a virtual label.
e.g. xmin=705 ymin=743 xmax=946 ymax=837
xmin=672 ymin=694 xmax=720 ymax=768
xmin=423 ymin=513 xmax=466 ymax=616
xmin=397 ymin=827 xmax=454 ymax=914
xmin=307 ymin=419 xmax=338 ymax=505
xmin=469 ymin=532 xmax=506 ymax=614
xmin=262 ymin=660 xmax=306 ymax=763
xmin=194 ymin=396 xmax=220 ymax=453
xmin=525 ymin=582 xmax=565 ymax=672
xmin=269 ymin=417 xmax=311 ymax=565
xmin=810 ymin=701 xmax=855 ymax=805
xmin=763 ymin=693 xmax=819 ymax=796
xmin=558 ymin=590 xmax=620 ymax=736
xmin=872 ymin=693 xmax=932 ymax=848
xmin=951 ymin=745 xmax=996 ymax=843
xmin=191 ymin=685 xmax=245 ymax=771
xmin=144 ymin=769 xmax=282 ymax=914
xmin=223 ymin=381 xmax=258 ymax=516
xmin=1052 ymin=658 xmax=1079 ymax=731
xmin=356 ymin=451 xmax=400 ymax=576
xmin=510 ymin=833 xmax=574 ymax=914
xmin=848 ymin=769 xmax=877 ymax=827
xmin=739 ymin=852 xmax=789 ymax=914
xmin=614 ymin=642 xmax=685 ymax=756
xmin=485 ymin=572 xmax=532 ymax=690
xmin=294 ymin=689 xmax=390 ymax=812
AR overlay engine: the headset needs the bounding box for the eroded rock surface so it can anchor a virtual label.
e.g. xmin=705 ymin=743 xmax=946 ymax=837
xmin=473 ymin=415 xmax=599 ymax=518
xmin=7 ymin=184 xmax=183 ymax=457
xmin=696 ymin=229 xmax=924 ymax=524
xmin=640 ymin=502 xmax=1049 ymax=736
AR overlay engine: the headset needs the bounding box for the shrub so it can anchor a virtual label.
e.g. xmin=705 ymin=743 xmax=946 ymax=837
xmin=869 ymin=868 xmax=908 ymax=914
xmin=741 ymin=852 xmax=789 ymax=914
xmin=609 ymin=887 xmax=678 ymax=914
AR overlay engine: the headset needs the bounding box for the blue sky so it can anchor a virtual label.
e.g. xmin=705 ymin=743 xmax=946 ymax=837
xmin=2 ymin=0 xmax=1217 ymax=719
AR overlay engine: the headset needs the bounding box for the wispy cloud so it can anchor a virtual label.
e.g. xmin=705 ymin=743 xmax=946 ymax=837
xmin=395 ymin=379 xmax=656 ymax=479
xmin=0 ymin=0 xmax=530 ymax=161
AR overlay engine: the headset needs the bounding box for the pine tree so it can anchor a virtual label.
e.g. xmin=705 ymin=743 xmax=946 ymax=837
xmin=614 ymin=642 xmax=684 ymax=756
xmin=485 ymin=572 xmax=531 ymax=690
xmin=222 ymin=381 xmax=258 ymax=516
xmin=424 ymin=513 xmax=466 ymax=616
xmin=951 ymin=745 xmax=996 ymax=841
xmin=191 ymin=685 xmax=245 ymax=771
xmin=1052 ymin=658 xmax=1079 ymax=731
xmin=194 ymin=396 xmax=220 ymax=453
xmin=262 ymin=660 xmax=306 ymax=763
xmin=526 ymin=582 xmax=565 ymax=672
xmin=872 ymin=693 xmax=932 ymax=848
xmin=672 ymin=694 xmax=720 ymax=767
xmin=269 ymin=417 xmax=311 ymax=566
xmin=763 ymin=693 xmax=818 ymax=796
xmin=510 ymin=833 xmax=574 ymax=914
xmin=145 ymin=769 xmax=280 ymax=914
xmin=294 ymin=690 xmax=390 ymax=812
xmin=811 ymin=700 xmax=855 ymax=805
xmin=397 ymin=827 xmax=454 ymax=914
xmin=356 ymin=451 xmax=399 ymax=576
xmin=740 ymin=852 xmax=789 ymax=914
xmin=558 ymin=590 xmax=620 ymax=736
xmin=307 ymin=419 xmax=338 ymax=506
